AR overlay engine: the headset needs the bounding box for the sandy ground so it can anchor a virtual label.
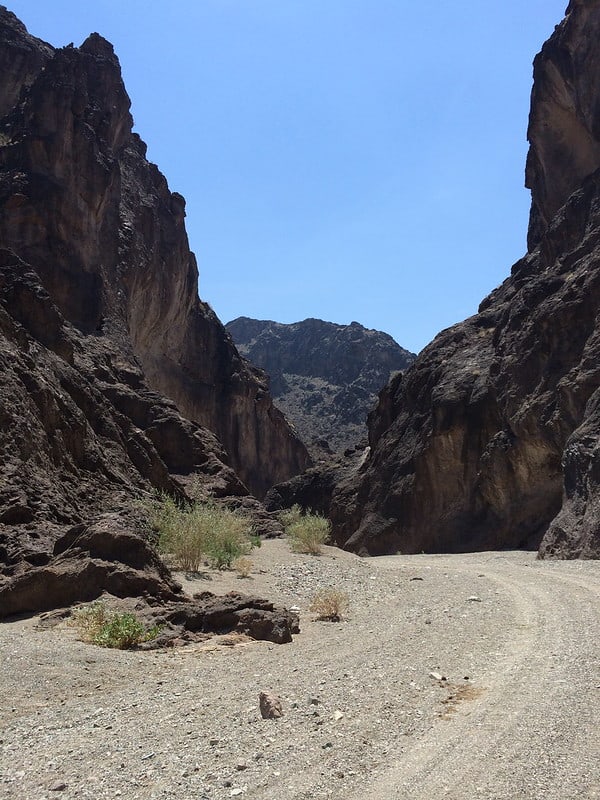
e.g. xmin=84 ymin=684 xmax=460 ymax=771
xmin=1 ymin=540 xmax=599 ymax=800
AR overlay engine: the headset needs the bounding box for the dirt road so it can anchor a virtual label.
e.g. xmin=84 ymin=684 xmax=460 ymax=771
xmin=347 ymin=554 xmax=600 ymax=800
xmin=1 ymin=544 xmax=599 ymax=800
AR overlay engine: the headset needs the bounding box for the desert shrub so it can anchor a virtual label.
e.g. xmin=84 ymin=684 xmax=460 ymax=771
xmin=147 ymin=494 xmax=255 ymax=571
xmin=279 ymin=503 xmax=303 ymax=530
xmin=71 ymin=603 xmax=161 ymax=649
xmin=203 ymin=508 xmax=254 ymax=569
xmin=280 ymin=505 xmax=330 ymax=555
xmin=153 ymin=496 xmax=205 ymax=571
xmin=233 ymin=556 xmax=254 ymax=578
xmin=70 ymin=601 xmax=108 ymax=640
xmin=309 ymin=588 xmax=349 ymax=622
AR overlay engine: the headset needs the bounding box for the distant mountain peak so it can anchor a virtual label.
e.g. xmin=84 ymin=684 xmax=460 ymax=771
xmin=227 ymin=316 xmax=415 ymax=453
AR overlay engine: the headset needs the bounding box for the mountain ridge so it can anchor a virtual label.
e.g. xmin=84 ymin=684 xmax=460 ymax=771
xmin=227 ymin=315 xmax=415 ymax=453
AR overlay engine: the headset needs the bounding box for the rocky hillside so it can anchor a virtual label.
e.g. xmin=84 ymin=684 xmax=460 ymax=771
xmin=0 ymin=6 xmax=309 ymax=614
xmin=227 ymin=317 xmax=415 ymax=453
xmin=329 ymin=0 xmax=600 ymax=560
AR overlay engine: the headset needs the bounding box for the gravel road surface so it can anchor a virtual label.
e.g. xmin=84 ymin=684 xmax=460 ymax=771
xmin=1 ymin=541 xmax=598 ymax=800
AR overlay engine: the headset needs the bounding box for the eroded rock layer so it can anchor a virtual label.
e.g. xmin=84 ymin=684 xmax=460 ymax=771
xmin=331 ymin=0 xmax=600 ymax=559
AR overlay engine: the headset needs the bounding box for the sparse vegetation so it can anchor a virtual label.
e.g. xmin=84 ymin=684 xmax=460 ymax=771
xmin=147 ymin=493 xmax=256 ymax=571
xmin=280 ymin=504 xmax=331 ymax=555
xmin=309 ymin=588 xmax=349 ymax=621
xmin=233 ymin=556 xmax=254 ymax=578
xmin=71 ymin=602 xmax=161 ymax=649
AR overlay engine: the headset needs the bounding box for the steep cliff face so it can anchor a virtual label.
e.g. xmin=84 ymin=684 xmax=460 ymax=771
xmin=0 ymin=7 xmax=309 ymax=499
xmin=227 ymin=317 xmax=415 ymax=453
xmin=331 ymin=0 xmax=600 ymax=559
xmin=0 ymin=6 xmax=310 ymax=614
xmin=526 ymin=0 xmax=600 ymax=250
xmin=0 ymin=247 xmax=245 ymax=568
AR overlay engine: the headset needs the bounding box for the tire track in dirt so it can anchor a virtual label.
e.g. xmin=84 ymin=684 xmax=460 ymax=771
xmin=348 ymin=555 xmax=600 ymax=800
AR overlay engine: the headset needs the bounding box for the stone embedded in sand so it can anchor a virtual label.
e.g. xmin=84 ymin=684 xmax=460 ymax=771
xmin=259 ymin=691 xmax=284 ymax=719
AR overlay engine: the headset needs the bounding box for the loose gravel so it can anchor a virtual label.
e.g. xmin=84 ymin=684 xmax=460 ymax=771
xmin=1 ymin=540 xmax=599 ymax=800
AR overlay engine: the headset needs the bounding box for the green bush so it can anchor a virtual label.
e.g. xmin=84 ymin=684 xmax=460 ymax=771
xmin=203 ymin=508 xmax=254 ymax=569
xmin=147 ymin=494 xmax=256 ymax=570
xmin=71 ymin=603 xmax=161 ymax=649
xmin=280 ymin=504 xmax=331 ymax=555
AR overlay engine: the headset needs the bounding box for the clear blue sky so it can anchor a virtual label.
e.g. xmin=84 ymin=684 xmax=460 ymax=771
xmin=8 ymin=1 xmax=567 ymax=353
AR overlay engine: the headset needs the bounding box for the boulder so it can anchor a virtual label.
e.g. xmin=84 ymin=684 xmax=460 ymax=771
xmin=259 ymin=691 xmax=284 ymax=719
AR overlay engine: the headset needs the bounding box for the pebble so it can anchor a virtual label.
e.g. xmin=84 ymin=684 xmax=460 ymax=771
xmin=429 ymin=672 xmax=446 ymax=681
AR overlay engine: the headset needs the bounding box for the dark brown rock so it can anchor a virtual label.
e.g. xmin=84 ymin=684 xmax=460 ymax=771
xmin=0 ymin=514 xmax=182 ymax=618
xmin=331 ymin=3 xmax=600 ymax=559
xmin=264 ymin=446 xmax=368 ymax=519
xmin=539 ymin=388 xmax=600 ymax=559
xmin=0 ymin=6 xmax=52 ymax=119
xmin=227 ymin=317 xmax=414 ymax=454
xmin=0 ymin=249 xmax=244 ymax=567
xmin=0 ymin=10 xmax=309 ymax=499
xmin=138 ymin=592 xmax=299 ymax=646
xmin=526 ymin=0 xmax=600 ymax=250
xmin=2 ymin=514 xmax=299 ymax=643
xmin=0 ymin=9 xmax=310 ymax=613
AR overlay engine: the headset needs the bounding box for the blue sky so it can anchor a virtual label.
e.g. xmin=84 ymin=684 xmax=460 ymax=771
xmin=8 ymin=1 xmax=567 ymax=353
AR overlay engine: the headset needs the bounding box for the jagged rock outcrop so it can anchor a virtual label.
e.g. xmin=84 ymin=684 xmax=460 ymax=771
xmin=2 ymin=513 xmax=299 ymax=644
xmin=331 ymin=0 xmax=600 ymax=559
xmin=0 ymin=248 xmax=245 ymax=563
xmin=227 ymin=317 xmax=415 ymax=453
xmin=526 ymin=0 xmax=600 ymax=250
xmin=0 ymin=514 xmax=184 ymax=618
xmin=0 ymin=6 xmax=308 ymax=614
xmin=0 ymin=6 xmax=309 ymax=500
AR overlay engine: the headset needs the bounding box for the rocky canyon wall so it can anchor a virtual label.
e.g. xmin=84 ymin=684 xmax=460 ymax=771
xmin=0 ymin=6 xmax=309 ymax=501
xmin=331 ymin=0 xmax=600 ymax=559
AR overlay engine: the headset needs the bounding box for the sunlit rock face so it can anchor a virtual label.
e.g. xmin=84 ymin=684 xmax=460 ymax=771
xmin=526 ymin=0 xmax=600 ymax=251
xmin=0 ymin=6 xmax=309 ymax=503
xmin=331 ymin=1 xmax=600 ymax=559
